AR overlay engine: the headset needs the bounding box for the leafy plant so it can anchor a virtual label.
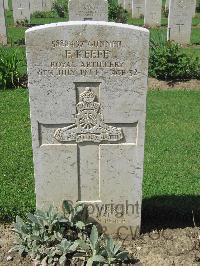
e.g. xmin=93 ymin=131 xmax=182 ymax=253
xmin=11 ymin=202 xmax=132 ymax=265
xmin=31 ymin=11 xmax=57 ymax=18
xmin=0 ymin=48 xmax=25 ymax=89
xmin=149 ymin=31 xmax=200 ymax=80
xmin=103 ymin=237 xmax=129 ymax=265
xmin=52 ymin=0 xmax=68 ymax=18
xmin=108 ymin=0 xmax=128 ymax=23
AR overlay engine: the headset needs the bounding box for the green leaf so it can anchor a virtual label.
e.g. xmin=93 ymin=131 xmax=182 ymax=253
xmin=92 ymin=255 xmax=106 ymax=262
xmin=76 ymin=221 xmax=85 ymax=230
xmin=90 ymin=225 xmax=98 ymax=249
xmin=59 ymin=255 xmax=66 ymax=264
xmin=115 ymin=251 xmax=129 ymax=260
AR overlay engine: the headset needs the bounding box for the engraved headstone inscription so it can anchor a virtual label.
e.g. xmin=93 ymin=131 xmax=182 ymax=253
xmin=26 ymin=21 xmax=149 ymax=236
xmin=0 ymin=0 xmax=7 ymax=45
xmin=68 ymin=0 xmax=108 ymax=21
xmin=167 ymin=0 xmax=193 ymax=44
xmin=144 ymin=0 xmax=162 ymax=27
xmin=132 ymin=0 xmax=145 ymax=18
xmin=13 ymin=0 xmax=31 ymax=23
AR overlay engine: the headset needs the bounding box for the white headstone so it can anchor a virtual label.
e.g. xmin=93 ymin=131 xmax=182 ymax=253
xmin=124 ymin=0 xmax=132 ymax=13
xmin=3 ymin=0 xmax=8 ymax=9
xmin=26 ymin=21 xmax=149 ymax=237
xmin=12 ymin=0 xmax=31 ymax=23
xmin=42 ymin=0 xmax=54 ymax=11
xmin=68 ymin=0 xmax=108 ymax=21
xmin=118 ymin=0 xmax=125 ymax=7
xmin=0 ymin=0 xmax=7 ymax=45
xmin=30 ymin=0 xmax=43 ymax=14
xmin=144 ymin=0 xmax=162 ymax=27
xmin=167 ymin=0 xmax=193 ymax=44
xmin=132 ymin=0 xmax=145 ymax=18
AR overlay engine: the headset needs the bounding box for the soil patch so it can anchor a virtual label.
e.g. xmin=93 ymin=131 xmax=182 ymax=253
xmin=149 ymin=78 xmax=200 ymax=90
xmin=1 ymin=224 xmax=200 ymax=266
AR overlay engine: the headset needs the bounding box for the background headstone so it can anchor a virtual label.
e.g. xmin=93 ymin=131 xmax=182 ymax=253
xmin=30 ymin=0 xmax=43 ymax=14
xmin=167 ymin=0 xmax=193 ymax=44
xmin=144 ymin=0 xmax=162 ymax=27
xmin=124 ymin=0 xmax=132 ymax=13
xmin=3 ymin=0 xmax=8 ymax=9
xmin=118 ymin=0 xmax=125 ymax=8
xmin=68 ymin=0 xmax=108 ymax=21
xmin=42 ymin=0 xmax=54 ymax=12
xmin=132 ymin=0 xmax=145 ymax=18
xmin=12 ymin=0 xmax=31 ymax=23
xmin=26 ymin=21 xmax=149 ymax=236
xmin=0 ymin=0 xmax=7 ymax=45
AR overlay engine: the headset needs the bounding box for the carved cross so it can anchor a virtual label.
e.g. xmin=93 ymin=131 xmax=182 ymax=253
xmin=39 ymin=87 xmax=137 ymax=203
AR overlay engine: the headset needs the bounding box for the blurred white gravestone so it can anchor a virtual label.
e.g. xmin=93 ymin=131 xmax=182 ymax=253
xmin=12 ymin=0 xmax=31 ymax=23
xmin=167 ymin=0 xmax=193 ymax=44
xmin=30 ymin=0 xmax=43 ymax=14
xmin=132 ymin=0 xmax=145 ymax=18
xmin=26 ymin=21 xmax=149 ymax=237
xmin=42 ymin=0 xmax=54 ymax=11
xmin=118 ymin=0 xmax=124 ymax=8
xmin=144 ymin=0 xmax=162 ymax=27
xmin=68 ymin=0 xmax=108 ymax=21
xmin=124 ymin=0 xmax=132 ymax=13
xmin=0 ymin=0 xmax=7 ymax=45
xmin=3 ymin=0 xmax=8 ymax=9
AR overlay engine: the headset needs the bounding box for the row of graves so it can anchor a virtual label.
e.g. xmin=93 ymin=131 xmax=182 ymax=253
xmin=119 ymin=0 xmax=197 ymax=44
xmin=0 ymin=0 xmax=198 ymax=46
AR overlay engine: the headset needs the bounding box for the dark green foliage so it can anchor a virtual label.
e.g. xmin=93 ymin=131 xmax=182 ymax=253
xmin=0 ymin=48 xmax=26 ymax=89
xmin=52 ymin=0 xmax=68 ymax=18
xmin=108 ymin=0 xmax=128 ymax=23
xmin=31 ymin=11 xmax=57 ymax=19
xmin=11 ymin=203 xmax=131 ymax=265
xmin=149 ymin=31 xmax=200 ymax=80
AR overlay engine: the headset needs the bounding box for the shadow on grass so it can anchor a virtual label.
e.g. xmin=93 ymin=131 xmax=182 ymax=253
xmin=141 ymin=195 xmax=200 ymax=233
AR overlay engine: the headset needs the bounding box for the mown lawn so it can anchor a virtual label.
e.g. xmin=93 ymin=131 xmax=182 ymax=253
xmin=0 ymin=89 xmax=200 ymax=224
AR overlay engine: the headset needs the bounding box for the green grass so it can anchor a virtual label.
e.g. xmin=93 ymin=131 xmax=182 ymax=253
xmin=0 ymin=89 xmax=200 ymax=224
xmin=0 ymin=89 xmax=34 ymax=221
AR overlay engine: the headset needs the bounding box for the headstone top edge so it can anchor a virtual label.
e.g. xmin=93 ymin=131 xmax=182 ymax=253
xmin=68 ymin=0 xmax=108 ymax=3
xmin=25 ymin=21 xmax=149 ymax=35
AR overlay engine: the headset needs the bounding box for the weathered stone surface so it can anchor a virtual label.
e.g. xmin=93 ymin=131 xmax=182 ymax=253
xmin=144 ymin=0 xmax=162 ymax=27
xmin=42 ymin=0 xmax=54 ymax=11
xmin=124 ymin=0 xmax=132 ymax=13
xmin=68 ymin=0 xmax=108 ymax=21
xmin=26 ymin=21 xmax=149 ymax=236
xmin=167 ymin=0 xmax=193 ymax=44
xmin=30 ymin=0 xmax=43 ymax=14
xmin=132 ymin=0 xmax=145 ymax=18
xmin=0 ymin=0 xmax=7 ymax=45
xmin=3 ymin=0 xmax=8 ymax=9
xmin=12 ymin=0 xmax=30 ymax=23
